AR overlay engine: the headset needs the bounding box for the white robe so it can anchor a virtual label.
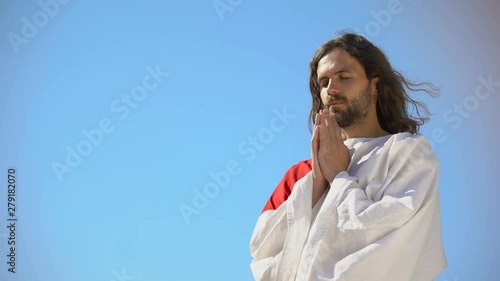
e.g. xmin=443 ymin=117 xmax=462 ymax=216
xmin=249 ymin=132 xmax=447 ymax=281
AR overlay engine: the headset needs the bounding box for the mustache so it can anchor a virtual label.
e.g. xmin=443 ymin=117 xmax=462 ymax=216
xmin=325 ymin=95 xmax=346 ymax=105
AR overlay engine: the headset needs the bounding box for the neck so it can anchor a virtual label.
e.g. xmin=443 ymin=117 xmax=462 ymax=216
xmin=341 ymin=114 xmax=390 ymax=140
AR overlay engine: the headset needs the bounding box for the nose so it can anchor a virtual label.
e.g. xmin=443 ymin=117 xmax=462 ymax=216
xmin=325 ymin=78 xmax=340 ymax=95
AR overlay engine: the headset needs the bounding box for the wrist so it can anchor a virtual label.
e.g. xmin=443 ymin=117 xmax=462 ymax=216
xmin=313 ymin=176 xmax=328 ymax=189
xmin=327 ymin=171 xmax=343 ymax=183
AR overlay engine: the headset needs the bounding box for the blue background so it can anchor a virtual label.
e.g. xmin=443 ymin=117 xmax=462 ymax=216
xmin=1 ymin=0 xmax=499 ymax=280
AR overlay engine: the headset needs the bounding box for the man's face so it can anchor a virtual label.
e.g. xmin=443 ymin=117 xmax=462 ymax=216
xmin=317 ymin=48 xmax=376 ymax=128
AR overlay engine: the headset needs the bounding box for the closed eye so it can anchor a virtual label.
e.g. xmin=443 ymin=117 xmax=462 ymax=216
xmin=318 ymin=79 xmax=329 ymax=88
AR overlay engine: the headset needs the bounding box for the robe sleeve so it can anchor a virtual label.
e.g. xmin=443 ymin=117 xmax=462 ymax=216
xmin=298 ymin=135 xmax=447 ymax=281
xmin=249 ymin=160 xmax=314 ymax=281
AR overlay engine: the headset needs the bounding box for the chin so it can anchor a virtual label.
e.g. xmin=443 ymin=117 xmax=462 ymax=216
xmin=331 ymin=108 xmax=342 ymax=114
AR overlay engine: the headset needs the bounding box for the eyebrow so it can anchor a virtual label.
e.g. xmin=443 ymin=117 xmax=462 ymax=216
xmin=317 ymin=69 xmax=352 ymax=83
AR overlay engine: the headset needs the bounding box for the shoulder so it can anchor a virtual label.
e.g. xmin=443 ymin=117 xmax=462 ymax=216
xmin=386 ymin=132 xmax=434 ymax=151
xmin=284 ymin=159 xmax=313 ymax=179
xmin=387 ymin=132 xmax=428 ymax=143
xmin=385 ymin=132 xmax=438 ymax=165
xmin=261 ymin=159 xmax=312 ymax=213
xmin=277 ymin=159 xmax=313 ymax=193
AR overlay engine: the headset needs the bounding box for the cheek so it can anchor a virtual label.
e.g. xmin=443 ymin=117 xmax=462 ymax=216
xmin=320 ymin=89 xmax=329 ymax=104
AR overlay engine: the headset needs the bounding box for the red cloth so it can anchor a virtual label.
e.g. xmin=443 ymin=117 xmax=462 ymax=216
xmin=261 ymin=159 xmax=312 ymax=214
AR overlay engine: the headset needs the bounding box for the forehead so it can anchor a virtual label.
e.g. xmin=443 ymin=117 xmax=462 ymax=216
xmin=317 ymin=48 xmax=365 ymax=76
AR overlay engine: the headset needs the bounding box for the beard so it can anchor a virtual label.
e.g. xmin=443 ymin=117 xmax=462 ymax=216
xmin=328 ymin=85 xmax=373 ymax=128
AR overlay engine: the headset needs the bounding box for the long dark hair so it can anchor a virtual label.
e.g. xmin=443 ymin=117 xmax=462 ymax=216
xmin=308 ymin=32 xmax=438 ymax=134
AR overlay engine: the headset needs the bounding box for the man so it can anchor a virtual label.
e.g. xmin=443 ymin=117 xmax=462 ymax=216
xmin=249 ymin=33 xmax=447 ymax=281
